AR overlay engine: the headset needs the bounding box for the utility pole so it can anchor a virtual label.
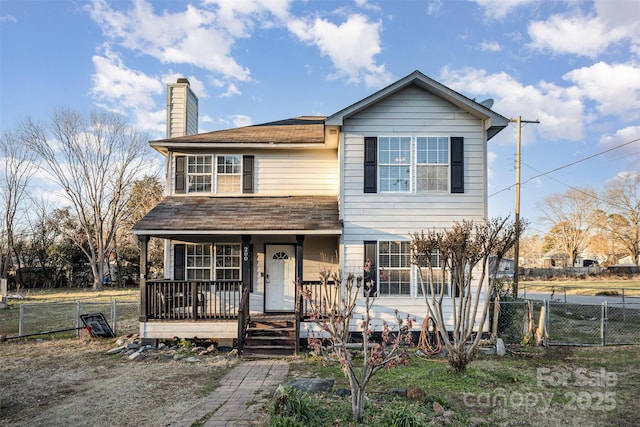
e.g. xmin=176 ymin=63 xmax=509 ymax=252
xmin=511 ymin=116 xmax=539 ymax=298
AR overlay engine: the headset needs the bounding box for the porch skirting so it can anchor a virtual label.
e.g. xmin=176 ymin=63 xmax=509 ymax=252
xmin=140 ymin=320 xmax=237 ymax=340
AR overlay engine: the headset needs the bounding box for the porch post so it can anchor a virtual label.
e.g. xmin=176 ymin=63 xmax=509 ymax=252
xmin=138 ymin=235 xmax=150 ymax=321
xmin=241 ymin=235 xmax=251 ymax=292
xmin=295 ymin=235 xmax=304 ymax=356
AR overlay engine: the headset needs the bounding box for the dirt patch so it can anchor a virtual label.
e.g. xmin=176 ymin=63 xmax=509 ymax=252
xmin=0 ymin=338 xmax=237 ymax=427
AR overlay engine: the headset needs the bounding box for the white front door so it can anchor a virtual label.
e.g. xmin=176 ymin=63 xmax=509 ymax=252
xmin=265 ymin=244 xmax=296 ymax=312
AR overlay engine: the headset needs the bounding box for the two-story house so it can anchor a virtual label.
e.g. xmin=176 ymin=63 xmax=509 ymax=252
xmin=133 ymin=71 xmax=509 ymax=356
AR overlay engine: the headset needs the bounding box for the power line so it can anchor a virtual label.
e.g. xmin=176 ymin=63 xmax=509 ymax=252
xmin=489 ymin=136 xmax=640 ymax=198
xmin=522 ymin=162 xmax=626 ymax=209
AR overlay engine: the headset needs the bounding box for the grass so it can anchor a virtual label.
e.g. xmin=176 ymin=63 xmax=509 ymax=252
xmin=274 ymin=345 xmax=640 ymax=426
xmin=0 ymin=287 xmax=139 ymax=338
xmin=521 ymin=279 xmax=640 ymax=296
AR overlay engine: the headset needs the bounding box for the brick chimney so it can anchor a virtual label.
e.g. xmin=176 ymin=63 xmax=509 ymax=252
xmin=166 ymin=78 xmax=198 ymax=138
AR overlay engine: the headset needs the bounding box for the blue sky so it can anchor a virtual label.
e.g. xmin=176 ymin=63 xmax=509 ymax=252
xmin=1 ymin=0 xmax=639 ymax=234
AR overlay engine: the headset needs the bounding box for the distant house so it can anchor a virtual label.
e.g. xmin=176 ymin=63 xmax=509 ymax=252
xmin=133 ymin=71 xmax=509 ymax=355
xmin=489 ymin=255 xmax=514 ymax=279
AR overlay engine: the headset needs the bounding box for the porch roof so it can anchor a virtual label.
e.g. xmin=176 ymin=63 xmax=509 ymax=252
xmin=133 ymin=195 xmax=342 ymax=236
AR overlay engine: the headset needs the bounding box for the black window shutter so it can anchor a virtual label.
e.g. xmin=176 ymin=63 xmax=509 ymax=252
xmin=363 ymin=241 xmax=378 ymax=297
xmin=364 ymin=137 xmax=377 ymax=193
xmin=450 ymin=137 xmax=464 ymax=193
xmin=175 ymin=156 xmax=186 ymax=194
xmin=174 ymin=244 xmax=185 ymax=280
xmin=242 ymin=155 xmax=254 ymax=194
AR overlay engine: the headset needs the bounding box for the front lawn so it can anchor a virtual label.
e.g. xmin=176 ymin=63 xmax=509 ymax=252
xmin=270 ymin=345 xmax=640 ymax=426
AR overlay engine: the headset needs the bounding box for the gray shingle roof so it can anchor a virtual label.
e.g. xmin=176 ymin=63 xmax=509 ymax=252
xmin=133 ymin=196 xmax=341 ymax=235
xmin=151 ymin=117 xmax=326 ymax=145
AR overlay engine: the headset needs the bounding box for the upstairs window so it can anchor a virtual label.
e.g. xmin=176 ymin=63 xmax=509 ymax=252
xmin=187 ymin=156 xmax=212 ymax=193
xmin=364 ymin=136 xmax=463 ymax=194
xmin=416 ymin=137 xmax=449 ymax=192
xmin=216 ymin=155 xmax=242 ymax=194
xmin=379 ymin=137 xmax=411 ymax=192
xmin=180 ymin=154 xmax=244 ymax=194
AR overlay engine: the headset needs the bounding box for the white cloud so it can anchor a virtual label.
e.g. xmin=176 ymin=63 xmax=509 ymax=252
xmin=219 ymin=82 xmax=241 ymax=98
xmin=469 ymin=0 xmax=537 ymax=20
xmin=0 ymin=14 xmax=16 ymax=23
xmin=600 ymin=126 xmax=640 ymax=147
xmin=563 ymin=62 xmax=640 ymax=120
xmin=86 ymin=0 xmax=252 ymax=81
xmin=90 ymin=47 xmax=165 ymax=133
xmin=288 ymin=14 xmax=392 ymax=88
xmin=426 ymin=0 xmax=443 ymax=16
xmin=90 ymin=47 xmax=164 ymax=111
xmin=230 ymin=114 xmax=253 ymax=127
xmin=479 ymin=40 xmax=501 ymax=52
xmin=527 ymin=1 xmax=640 ymax=58
xmin=440 ymin=67 xmax=585 ymax=142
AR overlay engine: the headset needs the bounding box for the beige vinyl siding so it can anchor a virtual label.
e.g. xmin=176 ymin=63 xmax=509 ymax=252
xmin=169 ymin=148 xmax=338 ymax=196
xmin=167 ymin=84 xmax=198 ymax=138
xmin=255 ymin=149 xmax=338 ymax=195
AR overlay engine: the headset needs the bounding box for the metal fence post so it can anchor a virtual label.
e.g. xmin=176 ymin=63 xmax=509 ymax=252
xmin=545 ymin=299 xmax=550 ymax=339
xmin=601 ymin=301 xmax=608 ymax=346
xmin=563 ymin=287 xmax=567 ymax=304
xmin=111 ymin=299 xmax=117 ymax=335
xmin=621 ymin=288 xmax=626 ymax=322
xmin=75 ymin=301 xmax=82 ymax=338
xmin=19 ymin=303 xmax=24 ymax=336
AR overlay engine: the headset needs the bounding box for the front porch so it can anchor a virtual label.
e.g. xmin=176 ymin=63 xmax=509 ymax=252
xmin=138 ymin=279 xmax=338 ymax=355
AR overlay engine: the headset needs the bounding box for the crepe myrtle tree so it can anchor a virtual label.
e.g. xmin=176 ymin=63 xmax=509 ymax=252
xmin=411 ymin=217 xmax=525 ymax=373
xmin=300 ymin=263 xmax=414 ymax=422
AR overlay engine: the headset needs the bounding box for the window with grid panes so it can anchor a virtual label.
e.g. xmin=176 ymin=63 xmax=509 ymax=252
xmin=378 ymin=241 xmax=411 ymax=296
xmin=378 ymin=137 xmax=411 ymax=192
xmin=186 ymin=244 xmax=211 ymax=280
xmin=187 ymin=156 xmax=212 ymax=193
xmin=216 ymin=155 xmax=242 ymax=194
xmin=416 ymin=136 xmax=449 ymax=192
xmin=215 ymin=244 xmax=241 ymax=281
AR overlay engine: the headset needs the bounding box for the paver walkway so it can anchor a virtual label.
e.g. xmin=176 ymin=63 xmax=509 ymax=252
xmin=171 ymin=359 xmax=290 ymax=427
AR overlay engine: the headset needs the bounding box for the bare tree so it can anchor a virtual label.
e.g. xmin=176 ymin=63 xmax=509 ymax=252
xmin=602 ymin=173 xmax=640 ymax=265
xmin=112 ymin=175 xmax=164 ymax=285
xmin=0 ymin=128 xmax=38 ymax=284
xmin=540 ymin=188 xmax=599 ymax=267
xmin=411 ymin=218 xmax=524 ymax=373
xmin=23 ymin=109 xmax=150 ymax=290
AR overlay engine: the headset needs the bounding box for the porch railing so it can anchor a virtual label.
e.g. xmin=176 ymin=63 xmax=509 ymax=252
xmin=237 ymin=287 xmax=250 ymax=355
xmin=143 ymin=280 xmax=242 ymax=320
xmin=299 ymin=280 xmax=338 ymax=320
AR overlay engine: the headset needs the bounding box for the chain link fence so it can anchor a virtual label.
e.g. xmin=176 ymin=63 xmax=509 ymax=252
xmin=493 ymin=299 xmax=640 ymax=346
xmin=5 ymin=299 xmax=139 ymax=339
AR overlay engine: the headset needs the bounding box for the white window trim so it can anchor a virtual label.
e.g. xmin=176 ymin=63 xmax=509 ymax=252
xmin=214 ymin=243 xmax=242 ymax=281
xmin=186 ymin=243 xmax=212 ymax=280
xmin=374 ymin=241 xmax=451 ymax=298
xmin=185 ymin=154 xmax=243 ymax=195
xmin=183 ymin=243 xmax=242 ymax=281
xmin=215 ymin=155 xmax=242 ymax=194
xmin=376 ymin=240 xmax=412 ymax=297
xmin=376 ymin=135 xmax=451 ymax=194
